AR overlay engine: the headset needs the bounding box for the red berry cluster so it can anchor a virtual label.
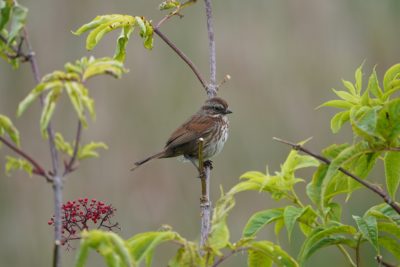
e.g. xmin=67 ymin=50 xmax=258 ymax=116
xmin=48 ymin=198 xmax=118 ymax=246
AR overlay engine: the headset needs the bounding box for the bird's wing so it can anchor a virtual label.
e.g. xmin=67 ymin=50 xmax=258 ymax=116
xmin=165 ymin=114 xmax=214 ymax=150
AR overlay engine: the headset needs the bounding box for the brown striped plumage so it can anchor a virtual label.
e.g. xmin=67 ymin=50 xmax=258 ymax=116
xmin=131 ymin=97 xmax=232 ymax=171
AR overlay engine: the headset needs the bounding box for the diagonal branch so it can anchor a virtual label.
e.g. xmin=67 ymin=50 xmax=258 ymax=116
xmin=0 ymin=136 xmax=51 ymax=181
xmin=153 ymin=28 xmax=207 ymax=90
xmin=273 ymin=137 xmax=400 ymax=215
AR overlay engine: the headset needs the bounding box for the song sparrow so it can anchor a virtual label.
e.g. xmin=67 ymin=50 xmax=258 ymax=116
xmin=131 ymin=97 xmax=232 ymax=171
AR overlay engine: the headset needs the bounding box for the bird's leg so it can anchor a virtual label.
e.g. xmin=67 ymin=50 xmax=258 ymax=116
xmin=185 ymin=156 xmax=205 ymax=178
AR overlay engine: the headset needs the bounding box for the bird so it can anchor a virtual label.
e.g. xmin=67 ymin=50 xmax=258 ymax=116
xmin=131 ymin=97 xmax=232 ymax=171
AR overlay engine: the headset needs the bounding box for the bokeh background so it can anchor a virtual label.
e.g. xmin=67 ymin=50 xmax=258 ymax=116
xmin=1 ymin=0 xmax=399 ymax=266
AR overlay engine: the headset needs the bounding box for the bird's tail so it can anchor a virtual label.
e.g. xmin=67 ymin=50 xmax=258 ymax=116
xmin=130 ymin=151 xmax=166 ymax=171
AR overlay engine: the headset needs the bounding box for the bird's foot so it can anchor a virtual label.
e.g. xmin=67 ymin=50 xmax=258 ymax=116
xmin=204 ymin=160 xmax=213 ymax=170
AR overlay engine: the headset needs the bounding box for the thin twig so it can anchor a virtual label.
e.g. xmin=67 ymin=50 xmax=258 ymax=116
xmin=273 ymin=137 xmax=400 ymax=215
xmin=153 ymin=28 xmax=207 ymax=90
xmin=203 ymin=0 xmax=217 ymax=97
xmin=63 ymin=120 xmax=82 ymax=175
xmin=22 ymin=27 xmax=63 ymax=267
xmin=0 ymin=136 xmax=51 ymax=181
xmin=212 ymin=247 xmax=248 ymax=267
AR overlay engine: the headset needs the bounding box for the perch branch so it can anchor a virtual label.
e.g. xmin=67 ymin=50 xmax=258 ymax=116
xmin=0 ymin=136 xmax=51 ymax=181
xmin=273 ymin=137 xmax=400 ymax=215
xmin=198 ymin=138 xmax=211 ymax=249
xmin=375 ymin=255 xmax=396 ymax=267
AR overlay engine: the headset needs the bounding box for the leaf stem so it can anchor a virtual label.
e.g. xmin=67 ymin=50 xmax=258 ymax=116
xmin=337 ymin=244 xmax=357 ymax=267
xmin=63 ymin=120 xmax=82 ymax=175
xmin=273 ymin=137 xmax=400 ymax=215
xmin=212 ymin=247 xmax=248 ymax=267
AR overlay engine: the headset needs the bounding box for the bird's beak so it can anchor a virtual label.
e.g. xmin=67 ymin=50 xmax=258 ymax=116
xmin=225 ymin=109 xmax=233 ymax=114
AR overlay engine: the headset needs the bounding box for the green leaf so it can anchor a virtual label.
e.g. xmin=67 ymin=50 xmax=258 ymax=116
xmin=321 ymin=142 xmax=370 ymax=204
xmin=317 ymin=100 xmax=354 ymax=109
xmin=366 ymin=203 xmax=400 ymax=225
xmin=208 ymin=192 xmax=235 ymax=253
xmin=127 ymin=230 xmax=179 ymax=264
xmin=350 ymin=106 xmax=381 ymax=139
xmin=384 ymin=151 xmax=400 ymax=200
xmin=377 ymin=222 xmax=400 ymax=240
xmin=78 ymin=142 xmax=108 ymax=159
xmin=168 ymin=244 xmax=205 ymax=267
xmin=82 ymin=57 xmax=126 ymax=81
xmin=159 ymin=0 xmax=180 ymax=11
xmin=249 ymin=241 xmax=299 ymax=267
xmin=0 ymin=114 xmax=20 ymax=146
xmin=7 ymin=4 xmax=27 ymax=43
xmin=0 ymin=2 xmax=11 ymax=31
xmin=75 ymin=230 xmax=134 ymax=267
xmin=283 ymin=206 xmax=303 ymax=241
xmin=17 ymin=81 xmax=63 ymax=117
xmin=341 ymin=80 xmax=357 ymax=95
xmin=326 ymin=202 xmax=342 ymax=222
xmin=330 ymin=110 xmax=350 ymax=133
xmin=247 ymin=246 xmax=273 ymax=267
xmin=5 ymin=156 xmax=32 ymax=176
xmin=332 ymin=89 xmax=358 ymax=103
xmin=383 ymin=63 xmax=400 ymax=92
xmin=378 ymin=235 xmax=400 ymax=260
xmin=54 ymin=133 xmax=73 ymax=156
xmin=40 ymin=86 xmax=62 ymax=135
xmin=298 ymin=224 xmax=357 ymax=264
xmin=242 ymin=208 xmax=284 ymax=238
xmin=353 ymin=215 xmax=379 ymax=253
xmin=114 ymin=26 xmax=134 ymax=62
xmin=367 ymin=67 xmax=383 ymax=100
xmin=297 ymin=206 xmax=318 ymax=236
xmin=355 ymin=63 xmax=364 ymax=95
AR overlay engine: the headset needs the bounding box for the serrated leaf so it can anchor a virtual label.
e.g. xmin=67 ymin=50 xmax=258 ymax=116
xmin=384 ymin=151 xmax=400 ymax=200
xmin=383 ymin=63 xmax=400 ymax=92
xmin=353 ymin=215 xmax=379 ymax=252
xmin=82 ymin=58 xmax=126 ymax=81
xmin=366 ymin=203 xmax=400 ymax=225
xmin=298 ymin=224 xmax=357 ymax=264
xmin=249 ymin=241 xmax=299 ymax=267
xmin=330 ymin=110 xmax=350 ymax=133
xmin=0 ymin=114 xmax=20 ymax=146
xmin=350 ymin=106 xmax=381 ymax=139
xmin=5 ymin=156 xmax=33 ymax=176
xmin=242 ymin=208 xmax=284 ymax=238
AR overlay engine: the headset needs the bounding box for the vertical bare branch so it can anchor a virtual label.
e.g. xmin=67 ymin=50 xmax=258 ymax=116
xmin=198 ymin=138 xmax=211 ymax=248
xmin=22 ymin=27 xmax=63 ymax=267
xmin=204 ymin=0 xmax=217 ymax=97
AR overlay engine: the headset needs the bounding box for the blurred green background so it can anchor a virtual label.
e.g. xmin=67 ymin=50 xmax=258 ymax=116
xmin=1 ymin=0 xmax=400 ymax=266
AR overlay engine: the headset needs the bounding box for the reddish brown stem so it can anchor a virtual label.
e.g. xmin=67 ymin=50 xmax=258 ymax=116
xmin=0 ymin=136 xmax=51 ymax=181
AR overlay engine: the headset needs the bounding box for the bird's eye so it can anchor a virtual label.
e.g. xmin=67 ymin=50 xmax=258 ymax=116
xmin=213 ymin=105 xmax=223 ymax=111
